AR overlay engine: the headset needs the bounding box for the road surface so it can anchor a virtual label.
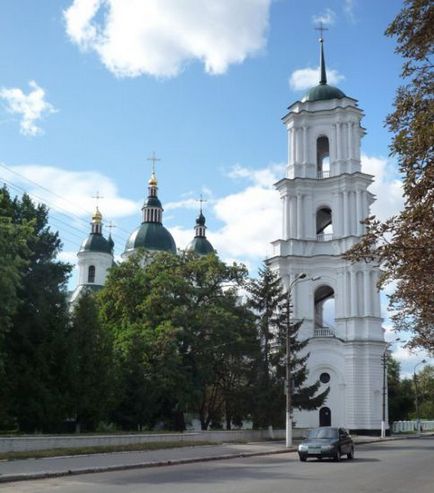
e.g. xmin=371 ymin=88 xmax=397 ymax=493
xmin=2 ymin=437 xmax=433 ymax=493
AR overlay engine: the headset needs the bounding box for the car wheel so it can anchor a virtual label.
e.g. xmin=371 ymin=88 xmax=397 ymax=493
xmin=299 ymin=455 xmax=307 ymax=462
xmin=347 ymin=446 xmax=355 ymax=460
xmin=334 ymin=449 xmax=341 ymax=462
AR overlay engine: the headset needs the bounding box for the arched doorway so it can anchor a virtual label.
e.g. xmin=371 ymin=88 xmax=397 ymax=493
xmin=319 ymin=407 xmax=331 ymax=427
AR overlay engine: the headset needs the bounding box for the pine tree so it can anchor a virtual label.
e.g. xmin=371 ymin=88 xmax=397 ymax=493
xmin=248 ymin=263 xmax=328 ymax=428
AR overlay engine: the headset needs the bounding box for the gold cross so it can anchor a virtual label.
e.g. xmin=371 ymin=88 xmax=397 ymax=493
xmin=196 ymin=194 xmax=207 ymax=212
xmin=147 ymin=151 xmax=161 ymax=174
xmin=92 ymin=191 xmax=104 ymax=207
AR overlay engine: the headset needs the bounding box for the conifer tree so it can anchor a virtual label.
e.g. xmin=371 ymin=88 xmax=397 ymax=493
xmin=247 ymin=263 xmax=328 ymax=428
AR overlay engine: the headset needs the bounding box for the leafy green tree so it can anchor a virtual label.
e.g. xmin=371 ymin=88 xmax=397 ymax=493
xmin=68 ymin=291 xmax=114 ymax=432
xmin=387 ymin=357 xmax=414 ymax=422
xmin=99 ymin=250 xmax=258 ymax=431
xmin=247 ymin=264 xmax=328 ymax=428
xmin=416 ymin=365 xmax=434 ymax=419
xmin=0 ymin=188 xmax=34 ymax=427
xmin=344 ymin=0 xmax=434 ymax=351
xmin=1 ymin=189 xmax=72 ymax=432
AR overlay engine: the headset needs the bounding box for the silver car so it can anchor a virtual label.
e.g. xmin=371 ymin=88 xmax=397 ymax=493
xmin=298 ymin=427 xmax=355 ymax=461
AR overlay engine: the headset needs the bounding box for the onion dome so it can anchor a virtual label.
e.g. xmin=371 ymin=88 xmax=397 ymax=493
xmin=80 ymin=207 xmax=114 ymax=254
xmin=186 ymin=208 xmax=214 ymax=255
xmin=302 ymin=37 xmax=346 ymax=103
xmin=124 ymin=169 xmax=176 ymax=255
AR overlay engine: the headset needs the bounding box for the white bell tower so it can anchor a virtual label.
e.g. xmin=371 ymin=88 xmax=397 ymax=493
xmin=268 ymin=37 xmax=386 ymax=434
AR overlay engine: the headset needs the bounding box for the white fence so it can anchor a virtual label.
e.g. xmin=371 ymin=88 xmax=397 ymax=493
xmin=392 ymin=420 xmax=434 ymax=433
xmin=0 ymin=429 xmax=293 ymax=453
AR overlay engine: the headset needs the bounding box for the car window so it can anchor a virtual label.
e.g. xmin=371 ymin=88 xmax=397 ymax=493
xmin=308 ymin=427 xmax=338 ymax=439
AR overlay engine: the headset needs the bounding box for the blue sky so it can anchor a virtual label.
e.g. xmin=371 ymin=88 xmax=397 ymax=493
xmin=0 ymin=0 xmax=430 ymax=376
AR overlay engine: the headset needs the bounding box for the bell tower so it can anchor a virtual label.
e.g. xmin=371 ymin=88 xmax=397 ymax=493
xmin=268 ymin=36 xmax=386 ymax=434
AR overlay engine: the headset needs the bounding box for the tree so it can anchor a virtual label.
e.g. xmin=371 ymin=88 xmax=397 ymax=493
xmin=387 ymin=357 xmax=414 ymax=422
xmin=344 ymin=0 xmax=434 ymax=351
xmin=99 ymin=250 xmax=258 ymax=431
xmin=416 ymin=365 xmax=434 ymax=419
xmin=0 ymin=188 xmax=33 ymax=427
xmin=247 ymin=264 xmax=328 ymax=428
xmin=68 ymin=291 xmax=114 ymax=432
xmin=1 ymin=188 xmax=72 ymax=432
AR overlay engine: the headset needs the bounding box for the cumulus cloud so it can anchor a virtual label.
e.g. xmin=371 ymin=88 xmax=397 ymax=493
xmin=361 ymin=154 xmax=404 ymax=221
xmin=0 ymin=163 xmax=138 ymax=219
xmin=0 ymin=81 xmax=56 ymax=136
xmin=289 ymin=67 xmax=345 ymax=91
xmin=64 ymin=0 xmax=271 ymax=78
xmin=312 ymin=8 xmax=336 ymax=27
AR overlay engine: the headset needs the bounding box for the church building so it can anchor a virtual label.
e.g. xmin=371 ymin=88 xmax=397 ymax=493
xmin=70 ymin=36 xmax=386 ymax=434
xmin=71 ymin=166 xmax=215 ymax=302
xmin=268 ymin=36 xmax=386 ymax=434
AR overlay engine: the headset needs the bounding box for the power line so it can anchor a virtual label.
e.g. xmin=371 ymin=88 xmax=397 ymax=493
xmin=0 ymin=162 xmax=133 ymax=240
xmin=0 ymin=173 xmax=130 ymax=246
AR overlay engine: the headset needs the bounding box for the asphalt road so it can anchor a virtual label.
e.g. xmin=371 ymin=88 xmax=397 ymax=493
xmin=2 ymin=437 xmax=433 ymax=493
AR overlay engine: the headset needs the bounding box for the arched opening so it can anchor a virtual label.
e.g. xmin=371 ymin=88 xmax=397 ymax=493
xmin=316 ymin=207 xmax=333 ymax=240
xmin=314 ymin=285 xmax=335 ymax=336
xmin=317 ymin=136 xmax=330 ymax=178
xmin=88 ymin=265 xmax=96 ymax=283
xmin=319 ymin=407 xmax=331 ymax=427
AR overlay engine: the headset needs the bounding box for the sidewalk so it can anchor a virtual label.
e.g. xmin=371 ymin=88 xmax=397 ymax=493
xmin=0 ymin=434 xmax=423 ymax=484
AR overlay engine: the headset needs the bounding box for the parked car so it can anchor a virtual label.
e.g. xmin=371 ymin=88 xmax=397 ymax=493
xmin=298 ymin=427 xmax=354 ymax=461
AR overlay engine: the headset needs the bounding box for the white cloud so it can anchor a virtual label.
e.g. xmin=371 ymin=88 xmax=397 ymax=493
xmin=64 ymin=0 xmax=271 ymax=78
xmin=0 ymin=81 xmax=56 ymax=136
xmin=289 ymin=67 xmax=345 ymax=91
xmin=312 ymin=8 xmax=336 ymax=27
xmin=361 ymin=154 xmax=404 ymax=221
xmin=0 ymin=163 xmax=138 ymax=219
xmin=343 ymin=0 xmax=356 ymax=23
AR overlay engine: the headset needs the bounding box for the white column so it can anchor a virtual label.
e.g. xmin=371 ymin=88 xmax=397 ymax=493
xmin=282 ymin=196 xmax=288 ymax=239
xmin=336 ymin=123 xmax=342 ymax=161
xmin=372 ymin=271 xmax=381 ymax=317
xmin=363 ymin=270 xmax=371 ymax=316
xmin=356 ymin=189 xmax=362 ymax=236
xmin=296 ymin=194 xmax=303 ymax=239
xmin=303 ymin=126 xmax=308 ymax=164
xmin=350 ymin=271 xmax=357 ymax=317
xmin=343 ymin=191 xmax=349 ymax=237
xmin=333 ymin=123 xmax=338 ymax=165
xmin=347 ymin=122 xmax=353 ymax=161
xmin=290 ymin=195 xmax=297 ymax=237
xmin=291 ymin=128 xmax=296 ymax=165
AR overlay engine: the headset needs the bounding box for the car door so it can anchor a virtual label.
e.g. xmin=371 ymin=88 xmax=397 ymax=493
xmin=338 ymin=428 xmax=349 ymax=454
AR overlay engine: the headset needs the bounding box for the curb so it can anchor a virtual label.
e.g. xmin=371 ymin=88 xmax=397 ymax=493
xmin=0 ymin=448 xmax=295 ymax=484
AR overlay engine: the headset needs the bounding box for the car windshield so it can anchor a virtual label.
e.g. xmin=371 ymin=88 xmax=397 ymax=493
xmin=308 ymin=428 xmax=338 ymax=439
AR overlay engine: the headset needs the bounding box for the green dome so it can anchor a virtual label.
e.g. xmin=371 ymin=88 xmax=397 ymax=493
xmin=125 ymin=222 xmax=176 ymax=254
xmin=145 ymin=196 xmax=162 ymax=208
xmin=186 ymin=237 xmax=214 ymax=255
xmin=302 ymin=83 xmax=346 ymax=102
xmin=80 ymin=233 xmax=113 ymax=254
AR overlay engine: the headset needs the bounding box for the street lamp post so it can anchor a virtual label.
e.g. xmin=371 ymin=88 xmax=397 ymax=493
xmin=381 ymin=350 xmax=387 ymax=438
xmin=285 ymin=272 xmax=306 ymax=448
xmin=414 ymin=359 xmax=426 ymax=434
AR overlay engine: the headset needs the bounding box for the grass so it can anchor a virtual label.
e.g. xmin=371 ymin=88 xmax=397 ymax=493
xmin=0 ymin=440 xmax=221 ymax=461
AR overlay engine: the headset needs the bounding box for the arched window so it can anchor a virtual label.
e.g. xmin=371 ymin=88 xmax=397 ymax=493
xmin=88 ymin=265 xmax=96 ymax=283
xmin=317 ymin=136 xmax=330 ymax=178
xmin=316 ymin=207 xmax=333 ymax=240
xmin=314 ymin=285 xmax=335 ymax=337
